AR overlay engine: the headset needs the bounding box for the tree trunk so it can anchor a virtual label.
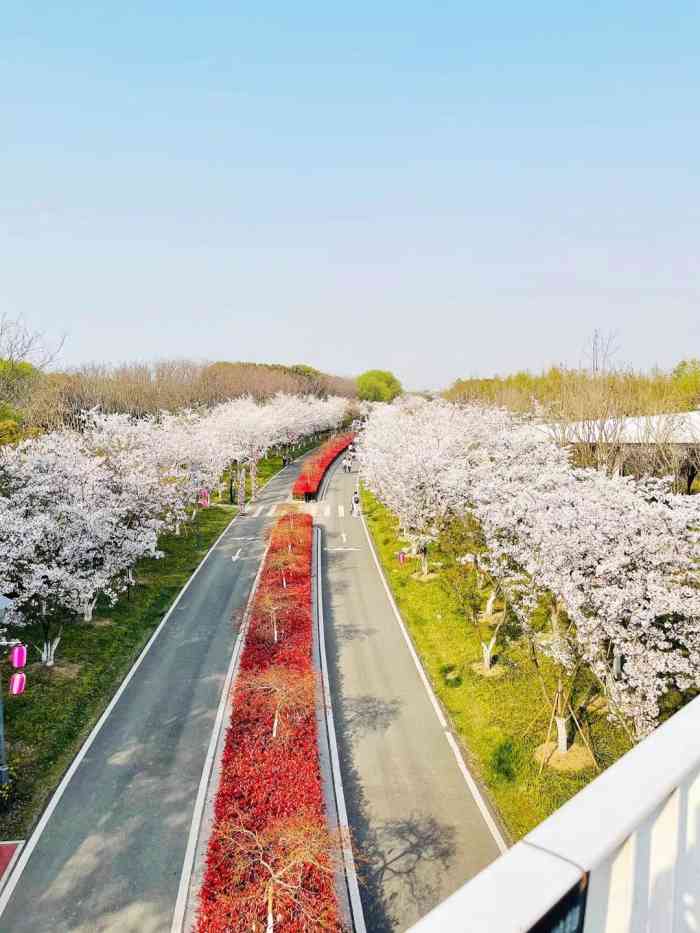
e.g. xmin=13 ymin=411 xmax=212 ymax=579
xmin=267 ymin=889 xmax=274 ymax=933
xmin=272 ymin=708 xmax=279 ymax=739
xmin=238 ymin=467 xmax=246 ymax=511
xmin=485 ymin=590 xmax=496 ymax=616
xmin=555 ymin=716 xmax=570 ymax=754
xmin=174 ymin=521 xmax=181 ymax=536
xmin=42 ymin=634 xmax=62 ymax=666
xmin=251 ymin=459 xmax=258 ymax=501
xmin=420 ymin=548 xmax=428 ymax=576
xmin=82 ymin=599 xmax=97 ymax=622
xmin=481 ymin=639 xmax=494 ymax=671
xmin=613 ymin=650 xmax=622 ymax=679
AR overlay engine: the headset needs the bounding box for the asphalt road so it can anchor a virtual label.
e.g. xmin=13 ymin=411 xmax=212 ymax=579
xmin=315 ymin=461 xmax=502 ymax=932
xmin=0 ymin=462 xmax=305 ymax=933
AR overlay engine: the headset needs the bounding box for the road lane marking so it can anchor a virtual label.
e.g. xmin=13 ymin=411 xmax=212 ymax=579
xmin=338 ymin=505 xmax=345 ymax=518
xmin=267 ymin=504 xmax=277 ymax=517
xmin=231 ymin=548 xmax=241 ymax=562
xmin=325 ymin=547 xmax=361 ymax=552
xmin=341 ymin=532 xmax=347 ymax=543
xmin=323 ymin=504 xmax=331 ymax=517
xmin=358 ymin=507 xmax=509 ymax=855
xmin=253 ymin=505 xmax=264 ymax=517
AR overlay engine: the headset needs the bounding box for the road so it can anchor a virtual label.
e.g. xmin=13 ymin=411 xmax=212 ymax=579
xmin=314 ymin=461 xmax=503 ymax=932
xmin=0 ymin=461 xmax=306 ymax=933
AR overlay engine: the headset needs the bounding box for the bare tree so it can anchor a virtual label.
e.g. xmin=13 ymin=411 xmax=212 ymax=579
xmin=209 ymin=809 xmax=346 ymax=931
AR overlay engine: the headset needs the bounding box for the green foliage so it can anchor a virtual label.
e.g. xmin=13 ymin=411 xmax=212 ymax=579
xmin=491 ymin=739 xmax=519 ymax=783
xmin=361 ymin=487 xmax=632 ymax=840
xmin=0 ymin=403 xmax=23 ymax=446
xmin=356 ymin=369 xmax=403 ymax=402
xmin=444 ymin=361 xmax=700 ymax=415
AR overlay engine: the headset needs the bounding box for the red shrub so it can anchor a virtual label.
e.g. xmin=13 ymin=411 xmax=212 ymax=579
xmin=292 ymin=434 xmax=355 ymax=499
xmin=197 ymin=513 xmax=343 ymax=932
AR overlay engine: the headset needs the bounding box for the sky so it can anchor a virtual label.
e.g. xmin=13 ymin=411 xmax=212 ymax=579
xmin=2 ymin=2 xmax=699 ymax=389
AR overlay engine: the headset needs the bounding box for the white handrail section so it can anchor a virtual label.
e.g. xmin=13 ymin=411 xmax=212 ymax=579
xmin=410 ymin=694 xmax=700 ymax=932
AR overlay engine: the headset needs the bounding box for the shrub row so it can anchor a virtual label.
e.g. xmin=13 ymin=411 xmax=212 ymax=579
xmin=197 ymin=511 xmax=342 ymax=932
xmin=292 ymin=434 xmax=355 ymax=499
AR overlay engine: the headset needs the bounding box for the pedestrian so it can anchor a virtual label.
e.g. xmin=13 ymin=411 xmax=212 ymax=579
xmin=351 ymin=490 xmax=360 ymax=517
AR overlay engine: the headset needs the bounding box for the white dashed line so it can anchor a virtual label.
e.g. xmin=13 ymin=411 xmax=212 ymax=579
xmin=338 ymin=505 xmax=345 ymax=518
xmin=253 ymin=505 xmax=264 ymax=517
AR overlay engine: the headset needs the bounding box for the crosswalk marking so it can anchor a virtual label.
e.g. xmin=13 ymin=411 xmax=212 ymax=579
xmin=338 ymin=505 xmax=345 ymax=518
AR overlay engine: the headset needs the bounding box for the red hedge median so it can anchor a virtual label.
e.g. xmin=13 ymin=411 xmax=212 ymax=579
xmin=196 ymin=511 xmax=342 ymax=932
xmin=292 ymin=434 xmax=354 ymax=500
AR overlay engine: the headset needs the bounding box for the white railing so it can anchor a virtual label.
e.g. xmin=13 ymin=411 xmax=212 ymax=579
xmin=410 ymin=695 xmax=700 ymax=932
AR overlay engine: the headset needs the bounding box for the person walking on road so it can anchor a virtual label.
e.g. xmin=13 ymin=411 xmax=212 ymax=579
xmin=351 ymin=490 xmax=360 ymax=517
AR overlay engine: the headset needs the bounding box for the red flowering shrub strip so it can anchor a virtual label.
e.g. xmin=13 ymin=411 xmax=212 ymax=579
xmin=197 ymin=512 xmax=342 ymax=932
xmin=292 ymin=434 xmax=355 ymax=499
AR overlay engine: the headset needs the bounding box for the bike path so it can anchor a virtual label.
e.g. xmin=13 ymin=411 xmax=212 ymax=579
xmin=316 ymin=462 xmax=503 ymax=932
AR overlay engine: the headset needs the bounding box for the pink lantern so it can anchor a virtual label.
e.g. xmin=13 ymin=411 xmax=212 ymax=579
xmin=9 ymin=673 xmax=26 ymax=696
xmin=9 ymin=644 xmax=27 ymax=669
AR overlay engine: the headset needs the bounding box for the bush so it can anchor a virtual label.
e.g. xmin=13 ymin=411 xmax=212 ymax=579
xmin=491 ymin=739 xmax=519 ymax=783
xmin=292 ymin=434 xmax=354 ymax=499
xmin=197 ymin=513 xmax=342 ymax=932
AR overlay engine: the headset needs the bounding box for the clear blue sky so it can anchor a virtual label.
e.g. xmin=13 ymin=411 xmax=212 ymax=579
xmin=2 ymin=2 xmax=698 ymax=388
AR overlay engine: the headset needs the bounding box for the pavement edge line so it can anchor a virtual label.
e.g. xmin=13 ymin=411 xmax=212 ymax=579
xmin=358 ymin=501 xmax=509 ymax=855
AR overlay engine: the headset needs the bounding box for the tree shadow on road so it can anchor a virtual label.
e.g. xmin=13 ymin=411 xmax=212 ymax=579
xmin=343 ymin=695 xmax=402 ymax=740
xmin=363 ymin=813 xmax=458 ymax=924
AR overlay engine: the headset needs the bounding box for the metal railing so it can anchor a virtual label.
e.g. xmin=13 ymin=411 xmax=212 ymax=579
xmin=410 ymin=695 xmax=700 ymax=932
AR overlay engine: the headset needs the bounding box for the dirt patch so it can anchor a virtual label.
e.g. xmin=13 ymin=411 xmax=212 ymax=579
xmin=586 ymin=695 xmax=609 ymax=714
xmin=470 ymin=661 xmax=506 ymax=679
xmin=91 ymin=617 xmax=115 ymax=628
xmin=410 ymin=571 xmax=439 ymax=582
xmin=534 ymin=741 xmax=596 ymax=772
xmin=48 ymin=662 xmax=83 ymax=681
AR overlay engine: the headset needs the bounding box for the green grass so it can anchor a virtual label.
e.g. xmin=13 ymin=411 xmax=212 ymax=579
xmin=0 ymin=448 xmax=313 ymax=839
xmin=361 ymin=487 xmax=633 ymax=841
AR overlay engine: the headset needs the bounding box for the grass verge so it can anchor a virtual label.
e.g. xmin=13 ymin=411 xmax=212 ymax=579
xmin=0 ymin=448 xmax=312 ymax=839
xmin=360 ymin=487 xmax=632 ymax=841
